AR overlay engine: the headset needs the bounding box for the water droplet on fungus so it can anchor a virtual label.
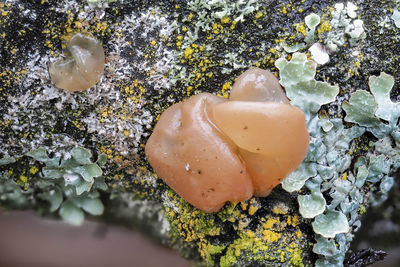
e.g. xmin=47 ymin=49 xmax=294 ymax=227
xmin=49 ymin=33 xmax=105 ymax=92
xmin=145 ymin=68 xmax=309 ymax=212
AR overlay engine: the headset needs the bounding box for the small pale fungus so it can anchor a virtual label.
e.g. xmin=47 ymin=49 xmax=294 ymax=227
xmin=49 ymin=33 xmax=105 ymax=92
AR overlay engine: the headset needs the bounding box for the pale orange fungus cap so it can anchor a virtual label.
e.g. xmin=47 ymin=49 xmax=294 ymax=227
xmin=145 ymin=93 xmax=254 ymax=213
xmin=212 ymin=101 xmax=309 ymax=196
xmin=145 ymin=68 xmax=309 ymax=212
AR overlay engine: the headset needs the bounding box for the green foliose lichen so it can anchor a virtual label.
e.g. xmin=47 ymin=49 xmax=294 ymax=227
xmin=0 ymin=147 xmax=108 ymax=225
xmin=275 ymin=53 xmax=339 ymax=114
xmin=276 ymin=50 xmax=399 ymax=266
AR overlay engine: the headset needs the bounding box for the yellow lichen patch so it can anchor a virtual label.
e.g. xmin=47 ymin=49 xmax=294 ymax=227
xmin=358 ymin=205 xmax=367 ymax=215
xmin=272 ymin=202 xmax=289 ymax=215
xmin=344 ymin=49 xmax=364 ymax=77
xmin=221 ymin=81 xmax=232 ymax=95
xmin=263 ymin=217 xmax=280 ymax=230
xmin=16 ymin=171 xmax=29 ymax=190
xmin=186 ymin=86 xmax=193 ymax=96
xmin=287 ymin=215 xmax=300 ymax=227
xmin=295 ymin=230 xmax=302 ymax=239
xmin=348 ymin=136 xmax=371 ymax=156
xmin=0 ymin=119 xmax=10 ymax=128
xmin=100 ymin=144 xmax=137 ymax=175
xmin=246 ymin=230 xmax=256 ymax=238
xmin=221 ymin=17 xmax=230 ymax=24
xmin=219 ymin=221 xmax=307 ymax=267
xmin=262 ymin=229 xmax=281 ymax=242
xmin=211 ymin=23 xmax=224 ymax=35
xmin=99 ymin=146 xmax=113 ymax=160
xmin=19 ymin=174 xmax=27 ymax=184
xmin=94 ymin=21 xmax=109 ymax=35
xmin=248 ymin=205 xmax=259 ymax=216
xmin=183 ymin=46 xmax=194 ymax=59
xmin=164 ymin=190 xmax=310 ymax=266
xmin=255 ymin=11 xmax=263 ymax=19
xmin=0 ymin=68 xmax=28 ymax=96
xmin=72 ymin=119 xmax=84 ymax=130
xmin=295 ymin=22 xmax=307 ymax=37
xmin=29 ymin=166 xmax=39 ymax=175
xmin=164 ymin=190 xmax=223 ymax=255
xmin=317 ymin=20 xmax=331 ymax=35
xmin=247 ymin=198 xmax=261 ymax=216
xmin=281 ymin=6 xmax=288 ymax=15
xmin=0 ymin=2 xmax=10 ymax=18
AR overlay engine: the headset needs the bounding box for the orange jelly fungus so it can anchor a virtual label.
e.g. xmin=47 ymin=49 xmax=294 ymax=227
xmin=145 ymin=68 xmax=309 ymax=212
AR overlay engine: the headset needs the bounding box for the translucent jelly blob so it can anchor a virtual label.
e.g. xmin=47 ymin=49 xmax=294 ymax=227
xmin=145 ymin=68 xmax=309 ymax=212
xmin=230 ymin=68 xmax=289 ymax=103
xmin=145 ymin=93 xmax=254 ymax=212
xmin=212 ymin=101 xmax=309 ymax=197
xmin=49 ymin=33 xmax=105 ymax=92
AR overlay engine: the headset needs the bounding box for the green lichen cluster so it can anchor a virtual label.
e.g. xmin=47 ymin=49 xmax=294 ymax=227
xmin=304 ymin=13 xmax=321 ymax=44
xmin=392 ymin=8 xmax=400 ymax=28
xmin=391 ymin=0 xmax=400 ymax=29
xmin=169 ymin=0 xmax=261 ymax=98
xmin=325 ymin=2 xmax=366 ymax=51
xmin=167 ymin=0 xmax=313 ymax=100
xmin=0 ymin=147 xmax=108 ymax=225
xmin=0 ymin=156 xmax=28 ymax=208
xmin=276 ymin=52 xmax=399 ymax=266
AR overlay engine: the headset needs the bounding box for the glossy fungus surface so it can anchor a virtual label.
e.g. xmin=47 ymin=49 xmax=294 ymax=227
xmin=146 ymin=67 xmax=309 ymax=212
xmin=230 ymin=68 xmax=289 ymax=103
xmin=49 ymin=33 xmax=105 ymax=92
xmin=212 ymin=101 xmax=309 ymax=197
xmin=145 ymin=93 xmax=254 ymax=212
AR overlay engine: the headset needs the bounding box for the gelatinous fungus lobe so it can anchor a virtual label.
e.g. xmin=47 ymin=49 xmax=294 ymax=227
xmin=212 ymin=101 xmax=309 ymax=197
xmin=145 ymin=93 xmax=254 ymax=213
xmin=49 ymin=33 xmax=105 ymax=92
xmin=146 ymin=67 xmax=309 ymax=212
xmin=229 ymin=67 xmax=289 ymax=103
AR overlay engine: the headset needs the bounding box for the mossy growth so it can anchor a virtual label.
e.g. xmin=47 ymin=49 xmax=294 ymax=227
xmin=163 ymin=188 xmax=314 ymax=266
